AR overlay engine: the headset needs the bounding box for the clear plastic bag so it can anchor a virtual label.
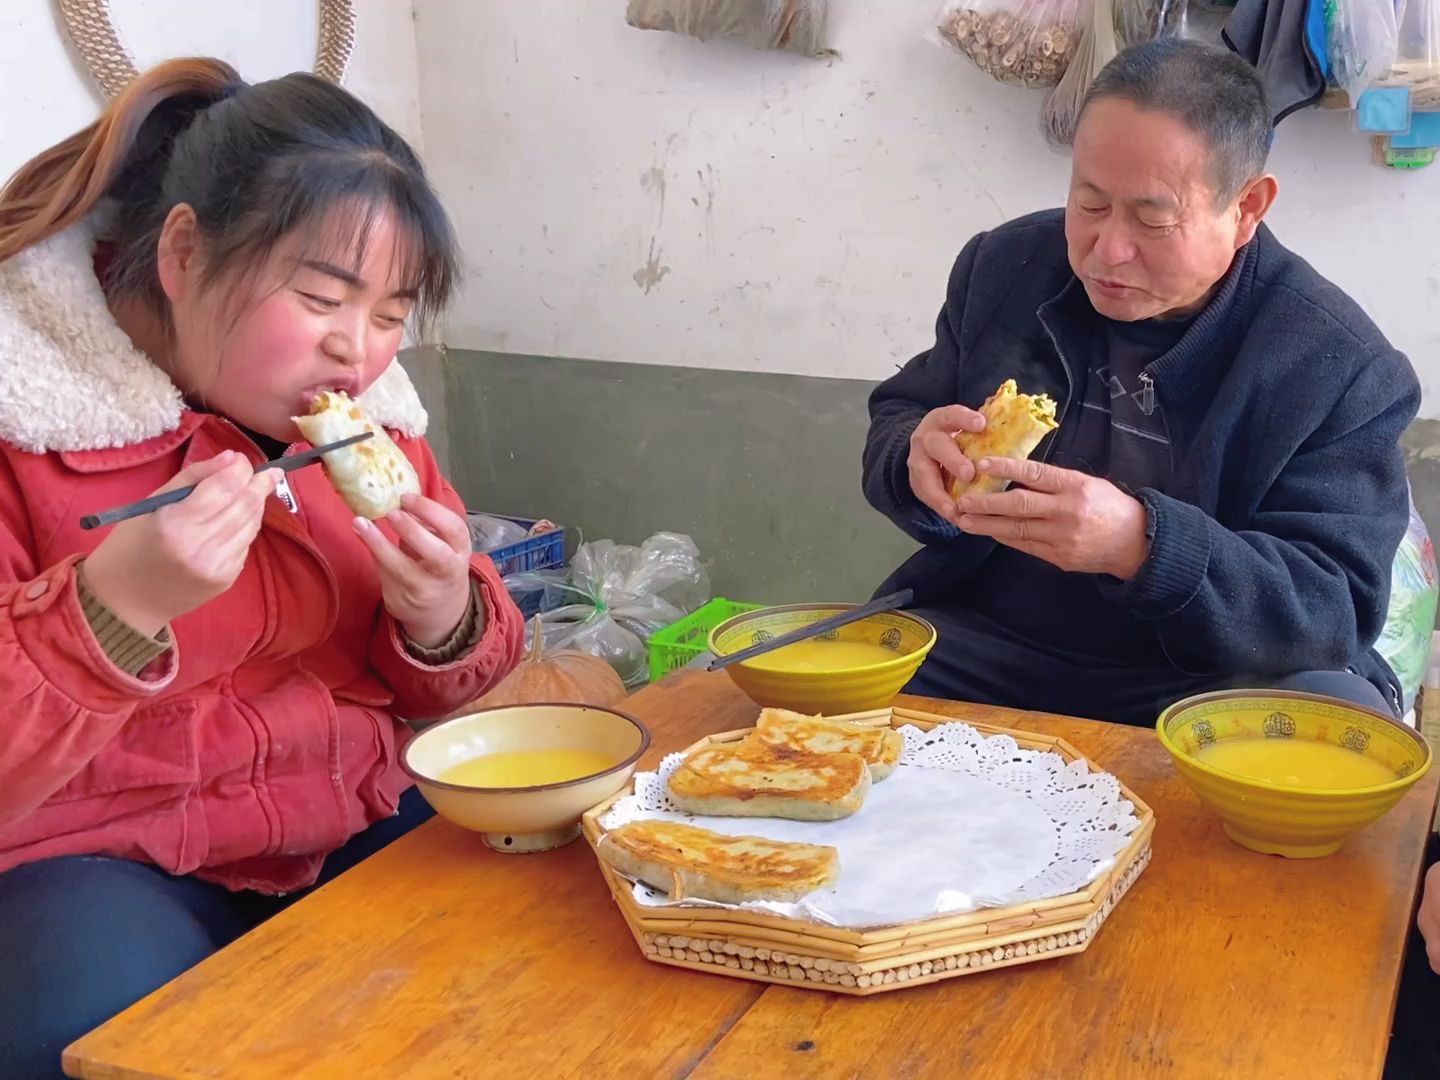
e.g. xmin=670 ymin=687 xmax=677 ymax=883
xmin=466 ymin=513 xmax=527 ymax=553
xmin=1041 ymin=0 xmax=1119 ymax=146
xmin=1115 ymin=0 xmax=1189 ymax=45
xmin=502 ymin=566 xmax=571 ymax=619
xmin=625 ymin=0 xmax=831 ymax=56
xmin=522 ymin=533 xmax=711 ymax=688
xmin=1325 ymin=0 xmax=1399 ymax=101
xmin=1392 ymin=0 xmax=1440 ymax=107
xmin=1397 ymin=0 xmax=1440 ymax=63
xmin=933 ymin=0 xmax=1089 ymax=87
xmin=1376 ymin=497 xmax=1438 ymax=717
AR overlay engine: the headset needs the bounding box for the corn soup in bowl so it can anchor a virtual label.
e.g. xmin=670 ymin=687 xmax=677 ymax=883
xmin=1157 ymin=690 xmax=1431 ymax=858
xmin=402 ymin=704 xmax=649 ymax=853
xmin=708 ymin=603 xmax=936 ymax=714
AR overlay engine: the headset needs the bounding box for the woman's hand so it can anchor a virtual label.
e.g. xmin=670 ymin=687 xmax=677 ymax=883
xmin=82 ymin=452 xmax=279 ymax=637
xmin=354 ymin=494 xmax=473 ymax=648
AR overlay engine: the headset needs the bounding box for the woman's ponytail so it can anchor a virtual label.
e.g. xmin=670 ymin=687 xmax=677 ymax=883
xmin=0 ymin=57 xmax=241 ymax=264
xmin=1 ymin=56 xmax=455 ymax=333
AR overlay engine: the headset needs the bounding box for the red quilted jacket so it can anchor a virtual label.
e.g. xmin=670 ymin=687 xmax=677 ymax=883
xmin=0 ymin=223 xmax=524 ymax=893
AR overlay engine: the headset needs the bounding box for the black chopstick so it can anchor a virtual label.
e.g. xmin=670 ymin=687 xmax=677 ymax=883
xmin=707 ymin=589 xmax=915 ymax=672
xmin=78 ymin=432 xmax=374 ymax=531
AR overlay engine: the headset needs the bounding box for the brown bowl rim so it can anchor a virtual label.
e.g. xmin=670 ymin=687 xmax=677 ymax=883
xmin=1156 ymin=688 xmax=1433 ymax=796
xmin=400 ymin=702 xmax=652 ymax=794
xmin=706 ymin=602 xmax=938 ymax=672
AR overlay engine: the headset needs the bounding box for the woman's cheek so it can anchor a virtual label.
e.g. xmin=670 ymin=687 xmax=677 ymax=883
xmin=234 ymin=305 xmax=321 ymax=371
xmin=360 ymin=331 xmax=405 ymax=387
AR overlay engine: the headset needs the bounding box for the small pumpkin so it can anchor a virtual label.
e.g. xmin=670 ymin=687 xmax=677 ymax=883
xmin=471 ymin=619 xmax=627 ymax=710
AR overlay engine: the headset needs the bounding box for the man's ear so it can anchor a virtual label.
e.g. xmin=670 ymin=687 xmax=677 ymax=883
xmin=1234 ymin=174 xmax=1278 ymax=248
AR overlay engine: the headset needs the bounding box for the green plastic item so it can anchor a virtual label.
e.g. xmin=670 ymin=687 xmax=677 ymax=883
xmin=1375 ymin=136 xmax=1438 ymax=168
xmin=647 ymin=598 xmax=765 ymax=682
xmin=1385 ymin=147 xmax=1436 ymax=167
xmin=1376 ymin=496 xmax=1438 ymax=716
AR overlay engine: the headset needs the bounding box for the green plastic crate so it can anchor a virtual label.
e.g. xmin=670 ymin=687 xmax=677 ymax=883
xmin=647 ymin=598 xmax=765 ymax=683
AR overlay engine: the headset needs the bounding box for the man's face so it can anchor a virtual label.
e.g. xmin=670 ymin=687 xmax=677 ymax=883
xmin=1065 ymin=98 xmax=1263 ymax=322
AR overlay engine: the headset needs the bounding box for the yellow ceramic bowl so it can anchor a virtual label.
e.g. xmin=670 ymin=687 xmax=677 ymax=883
xmin=402 ymin=704 xmax=649 ymax=853
xmin=709 ymin=603 xmax=937 ymax=715
xmin=1157 ymin=690 xmax=1431 ymax=858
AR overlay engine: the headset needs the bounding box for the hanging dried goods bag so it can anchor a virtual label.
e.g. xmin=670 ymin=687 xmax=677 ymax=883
xmin=1040 ymin=0 xmax=1119 ymax=146
xmin=1114 ymin=0 xmax=1189 ymax=47
xmin=625 ymin=0 xmax=832 ymax=57
xmin=933 ymin=0 xmax=1089 ymax=87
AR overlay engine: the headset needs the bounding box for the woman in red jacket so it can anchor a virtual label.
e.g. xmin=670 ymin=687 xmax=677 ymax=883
xmin=0 ymin=58 xmax=524 ymax=1075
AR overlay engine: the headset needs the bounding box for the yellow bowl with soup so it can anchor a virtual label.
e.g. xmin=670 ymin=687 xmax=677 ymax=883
xmin=402 ymin=704 xmax=650 ymax=853
xmin=1157 ymin=690 xmax=1431 ymax=859
xmin=708 ymin=603 xmax=937 ymax=715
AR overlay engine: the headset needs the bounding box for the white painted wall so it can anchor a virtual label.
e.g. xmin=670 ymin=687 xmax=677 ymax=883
xmin=415 ymin=2 xmax=1440 ymax=415
xmin=0 ymin=0 xmax=423 ymax=185
xmin=0 ymin=0 xmax=432 ymax=358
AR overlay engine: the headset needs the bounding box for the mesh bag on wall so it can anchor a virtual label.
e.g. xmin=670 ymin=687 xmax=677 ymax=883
xmin=625 ymin=0 xmax=831 ymax=56
xmin=932 ymin=0 xmax=1091 ymax=87
xmin=1039 ymin=0 xmax=1120 ymax=145
xmin=1115 ymin=0 xmax=1190 ymax=45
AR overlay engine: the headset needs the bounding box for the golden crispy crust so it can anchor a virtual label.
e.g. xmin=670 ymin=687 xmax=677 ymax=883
xmin=745 ymin=708 xmax=903 ymax=781
xmin=597 ymin=820 xmax=839 ymax=903
xmin=292 ymin=390 xmax=421 ymax=519
xmin=666 ymin=742 xmax=870 ymax=821
xmin=950 ymin=379 xmax=1058 ymax=500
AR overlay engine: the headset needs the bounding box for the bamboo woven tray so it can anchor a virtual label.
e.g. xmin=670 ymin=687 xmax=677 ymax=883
xmin=581 ymin=706 xmax=1155 ymax=996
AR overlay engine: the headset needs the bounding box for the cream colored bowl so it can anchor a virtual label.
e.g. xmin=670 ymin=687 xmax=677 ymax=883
xmin=402 ymin=704 xmax=649 ymax=853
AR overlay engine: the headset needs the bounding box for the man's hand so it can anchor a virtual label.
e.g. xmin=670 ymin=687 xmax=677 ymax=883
xmin=907 ymin=405 xmax=987 ymax=526
xmin=1419 ymin=864 xmax=1440 ymax=973
xmin=956 ymin=457 xmax=1150 ymax=579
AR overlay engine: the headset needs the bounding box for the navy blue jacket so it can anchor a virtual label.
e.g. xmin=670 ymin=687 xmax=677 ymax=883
xmin=863 ymin=210 xmax=1420 ymax=701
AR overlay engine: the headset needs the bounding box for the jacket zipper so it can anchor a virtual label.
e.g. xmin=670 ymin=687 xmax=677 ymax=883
xmin=1138 ymin=371 xmax=1157 ymax=416
xmin=213 ymin=415 xmax=291 ymax=464
xmin=209 ymin=413 xmax=338 ymax=600
xmin=1139 ymin=368 xmax=1176 ymax=474
xmin=210 ymin=413 xmax=349 ymax=858
xmin=1040 ymin=325 xmax=1204 ymax=676
xmin=1122 ymin=371 xmax=1199 ymax=673
xmin=1037 ymin=314 xmax=1076 ymax=464
xmin=214 ymin=416 xmax=302 ymax=513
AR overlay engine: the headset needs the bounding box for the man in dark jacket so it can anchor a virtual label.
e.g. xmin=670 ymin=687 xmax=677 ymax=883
xmin=862 ymin=39 xmax=1419 ymax=727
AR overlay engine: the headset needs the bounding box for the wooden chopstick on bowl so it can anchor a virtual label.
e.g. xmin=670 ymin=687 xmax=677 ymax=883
xmin=706 ymin=589 xmax=915 ymax=672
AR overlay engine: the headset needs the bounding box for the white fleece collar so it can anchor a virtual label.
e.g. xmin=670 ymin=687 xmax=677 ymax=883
xmin=0 ymin=220 xmax=428 ymax=454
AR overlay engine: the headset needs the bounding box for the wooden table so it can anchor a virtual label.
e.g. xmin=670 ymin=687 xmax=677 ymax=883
xmin=66 ymin=672 xmax=1439 ymax=1080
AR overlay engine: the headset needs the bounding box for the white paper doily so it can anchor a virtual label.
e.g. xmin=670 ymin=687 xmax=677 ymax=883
xmin=599 ymin=722 xmax=1140 ymax=929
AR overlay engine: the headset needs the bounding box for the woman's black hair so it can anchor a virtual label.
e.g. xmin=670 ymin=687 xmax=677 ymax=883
xmin=0 ymin=58 xmax=457 ymax=334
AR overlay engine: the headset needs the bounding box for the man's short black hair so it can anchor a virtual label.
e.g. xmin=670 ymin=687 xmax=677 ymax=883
xmin=1080 ymin=39 xmax=1273 ymax=203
